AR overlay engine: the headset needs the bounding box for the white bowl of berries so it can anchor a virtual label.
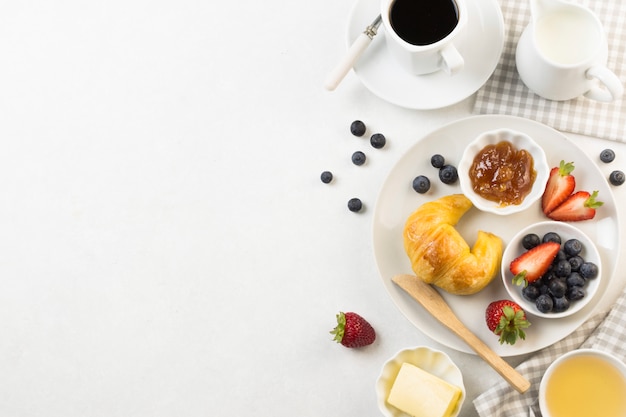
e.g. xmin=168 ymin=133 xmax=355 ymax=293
xmin=501 ymin=221 xmax=602 ymax=318
xmin=458 ymin=129 xmax=549 ymax=215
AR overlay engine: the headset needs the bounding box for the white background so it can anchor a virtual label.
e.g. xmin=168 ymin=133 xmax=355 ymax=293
xmin=0 ymin=1 xmax=624 ymax=416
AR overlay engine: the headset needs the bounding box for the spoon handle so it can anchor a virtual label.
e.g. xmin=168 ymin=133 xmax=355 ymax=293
xmin=324 ymin=15 xmax=382 ymax=91
xmin=392 ymin=274 xmax=531 ymax=394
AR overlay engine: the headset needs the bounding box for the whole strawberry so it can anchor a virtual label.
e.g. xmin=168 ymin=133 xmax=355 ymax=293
xmin=485 ymin=300 xmax=530 ymax=345
xmin=330 ymin=311 xmax=376 ymax=348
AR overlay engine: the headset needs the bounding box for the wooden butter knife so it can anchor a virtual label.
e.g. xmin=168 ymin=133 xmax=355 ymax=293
xmin=392 ymin=274 xmax=531 ymax=394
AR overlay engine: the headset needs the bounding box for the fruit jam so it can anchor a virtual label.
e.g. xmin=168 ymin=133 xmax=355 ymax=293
xmin=544 ymin=355 xmax=626 ymax=417
xmin=468 ymin=140 xmax=536 ymax=206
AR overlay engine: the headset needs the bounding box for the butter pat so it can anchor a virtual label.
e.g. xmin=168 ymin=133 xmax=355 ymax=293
xmin=387 ymin=362 xmax=462 ymax=417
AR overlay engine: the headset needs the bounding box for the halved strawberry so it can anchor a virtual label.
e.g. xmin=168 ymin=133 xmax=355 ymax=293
xmin=542 ymin=160 xmax=576 ymax=215
xmin=485 ymin=300 xmax=530 ymax=345
xmin=510 ymin=241 xmax=561 ymax=286
xmin=547 ymin=191 xmax=603 ymax=222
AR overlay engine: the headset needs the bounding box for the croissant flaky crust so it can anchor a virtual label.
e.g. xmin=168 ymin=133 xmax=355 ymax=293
xmin=403 ymin=194 xmax=503 ymax=295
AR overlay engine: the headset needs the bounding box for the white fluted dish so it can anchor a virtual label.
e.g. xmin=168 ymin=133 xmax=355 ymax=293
xmin=458 ymin=128 xmax=549 ymax=215
xmin=375 ymin=346 xmax=466 ymax=417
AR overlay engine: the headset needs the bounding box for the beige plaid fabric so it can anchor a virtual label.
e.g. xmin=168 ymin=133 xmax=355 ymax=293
xmin=473 ymin=284 xmax=626 ymax=416
xmin=473 ymin=0 xmax=626 ymax=142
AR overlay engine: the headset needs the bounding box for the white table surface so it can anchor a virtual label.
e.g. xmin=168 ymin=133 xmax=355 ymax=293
xmin=1 ymin=1 xmax=624 ymax=416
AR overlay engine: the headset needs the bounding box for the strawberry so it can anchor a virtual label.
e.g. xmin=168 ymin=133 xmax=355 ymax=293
xmin=510 ymin=241 xmax=561 ymax=286
xmin=485 ymin=300 xmax=530 ymax=345
xmin=330 ymin=311 xmax=376 ymax=348
xmin=547 ymin=190 xmax=603 ymax=222
xmin=542 ymin=160 xmax=576 ymax=215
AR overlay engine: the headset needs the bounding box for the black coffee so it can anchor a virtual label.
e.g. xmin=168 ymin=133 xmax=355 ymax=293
xmin=389 ymin=0 xmax=459 ymax=46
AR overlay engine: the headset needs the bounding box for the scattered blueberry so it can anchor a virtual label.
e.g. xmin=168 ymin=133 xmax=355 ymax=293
xmin=350 ymin=120 xmax=366 ymax=137
xmin=542 ymin=232 xmax=561 ymax=245
xmin=430 ymin=154 xmax=445 ymax=169
xmin=351 ymin=151 xmax=366 ymax=166
xmin=522 ymin=233 xmax=541 ymax=250
xmin=320 ymin=171 xmax=333 ymax=184
xmin=536 ymin=294 xmax=554 ymax=313
xmin=438 ymin=165 xmax=458 ymax=184
xmin=563 ymin=239 xmax=582 ymax=256
xmin=609 ymin=170 xmax=625 ymax=186
xmin=370 ymin=133 xmax=386 ymax=149
xmin=412 ymin=175 xmax=431 ymax=194
xmin=347 ymin=198 xmax=363 ymax=212
xmin=579 ymin=262 xmax=598 ymax=279
xmin=600 ymin=149 xmax=615 ymax=163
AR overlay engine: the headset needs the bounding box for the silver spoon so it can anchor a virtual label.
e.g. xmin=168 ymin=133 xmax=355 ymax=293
xmin=324 ymin=15 xmax=382 ymax=91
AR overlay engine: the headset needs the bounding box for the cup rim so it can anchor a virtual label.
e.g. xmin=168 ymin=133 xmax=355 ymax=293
xmin=380 ymin=0 xmax=468 ymax=51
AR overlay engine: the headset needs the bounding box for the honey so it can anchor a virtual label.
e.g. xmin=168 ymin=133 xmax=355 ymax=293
xmin=544 ymin=355 xmax=626 ymax=417
xmin=468 ymin=140 xmax=536 ymax=206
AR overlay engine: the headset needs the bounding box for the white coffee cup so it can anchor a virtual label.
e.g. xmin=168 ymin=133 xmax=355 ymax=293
xmin=380 ymin=0 xmax=467 ymax=76
xmin=539 ymin=349 xmax=626 ymax=417
xmin=516 ymin=4 xmax=623 ymax=102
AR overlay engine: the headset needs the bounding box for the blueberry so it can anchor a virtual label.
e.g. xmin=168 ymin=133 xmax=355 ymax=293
xmin=350 ymin=120 xmax=366 ymax=137
xmin=439 ymin=165 xmax=458 ymax=184
xmin=553 ymin=296 xmax=570 ymax=312
xmin=568 ymin=255 xmax=584 ymax=271
xmin=579 ymin=262 xmax=598 ymax=279
xmin=567 ymin=286 xmax=586 ymax=301
xmin=542 ymin=232 xmax=561 ymax=244
xmin=600 ymin=149 xmax=615 ymax=163
xmin=347 ymin=198 xmax=363 ymax=212
xmin=554 ymin=259 xmax=572 ymax=278
xmin=430 ymin=154 xmax=445 ymax=169
xmin=564 ymin=239 xmax=583 ymax=256
xmin=549 ymin=279 xmax=567 ymax=298
xmin=536 ymin=294 xmax=554 ymax=313
xmin=522 ymin=233 xmax=541 ymax=250
xmin=370 ymin=133 xmax=386 ymax=149
xmin=566 ymin=272 xmax=585 ymax=288
xmin=412 ymin=175 xmax=431 ymax=194
xmin=320 ymin=171 xmax=333 ymax=184
xmin=351 ymin=151 xmax=366 ymax=166
xmin=554 ymin=250 xmax=568 ymax=263
xmin=522 ymin=285 xmax=540 ymax=301
xmin=609 ymin=170 xmax=625 ymax=186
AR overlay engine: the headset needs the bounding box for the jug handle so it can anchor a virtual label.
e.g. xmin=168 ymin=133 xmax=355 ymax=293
xmin=584 ymin=66 xmax=624 ymax=102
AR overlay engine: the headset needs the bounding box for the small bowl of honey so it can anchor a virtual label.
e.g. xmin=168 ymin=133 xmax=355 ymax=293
xmin=539 ymin=349 xmax=626 ymax=417
xmin=458 ymin=128 xmax=549 ymax=215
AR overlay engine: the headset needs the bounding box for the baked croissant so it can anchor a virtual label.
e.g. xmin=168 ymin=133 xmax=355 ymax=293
xmin=403 ymin=194 xmax=503 ymax=295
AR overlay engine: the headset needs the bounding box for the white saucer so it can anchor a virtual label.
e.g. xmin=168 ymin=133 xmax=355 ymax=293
xmin=347 ymin=0 xmax=504 ymax=110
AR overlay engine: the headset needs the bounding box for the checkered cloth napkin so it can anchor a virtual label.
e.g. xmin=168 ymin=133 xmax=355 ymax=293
xmin=473 ymin=0 xmax=626 ymax=142
xmin=473 ymin=284 xmax=626 ymax=416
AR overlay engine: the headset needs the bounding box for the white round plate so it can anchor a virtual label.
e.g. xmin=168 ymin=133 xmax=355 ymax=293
xmin=346 ymin=0 xmax=504 ymax=110
xmin=372 ymin=115 xmax=620 ymax=356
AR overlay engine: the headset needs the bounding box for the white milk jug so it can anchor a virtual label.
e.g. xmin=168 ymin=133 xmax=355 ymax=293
xmin=515 ymin=0 xmax=623 ymax=102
